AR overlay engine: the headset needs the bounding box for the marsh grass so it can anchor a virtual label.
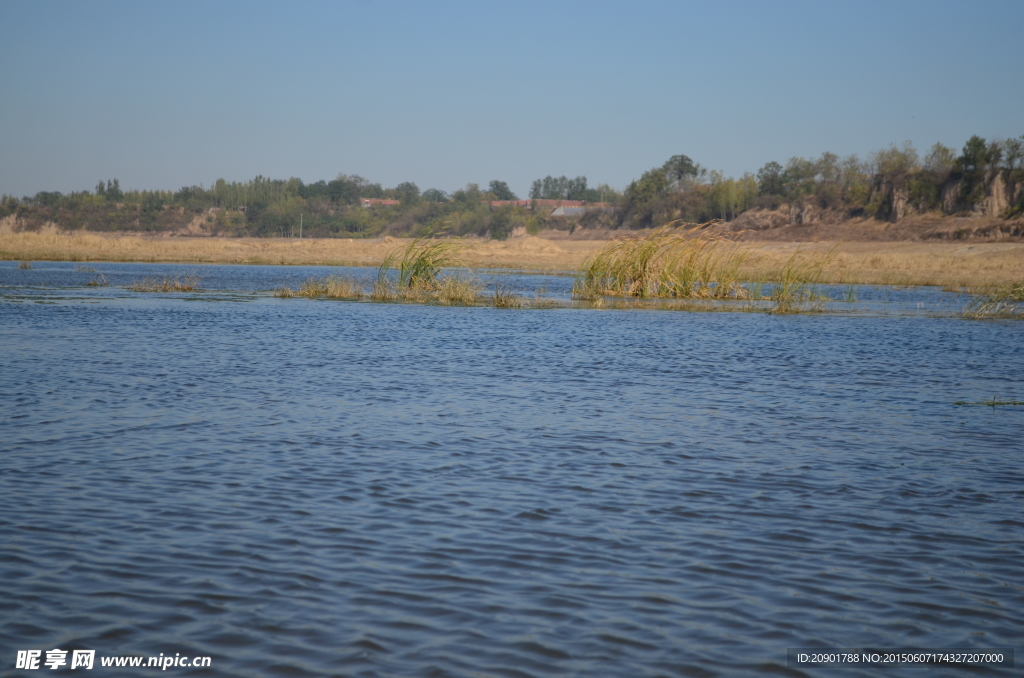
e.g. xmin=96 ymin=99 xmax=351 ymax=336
xmin=573 ymin=225 xmax=753 ymax=301
xmin=127 ymin=275 xmax=201 ymax=292
xmin=373 ymin=238 xmax=481 ymax=306
xmin=86 ymin=273 xmax=108 ymax=287
xmin=4 ymin=231 xmax=1024 ymax=289
xmin=379 ymin=239 xmax=465 ymax=290
xmin=963 ymin=278 xmax=1024 ymax=319
xmin=297 ymin=275 xmax=364 ymax=299
xmin=573 ymin=225 xmax=840 ymax=314
xmin=18 ymin=261 xmax=32 ymax=269
xmin=493 ymin=282 xmax=525 ymax=309
xmin=768 ymin=247 xmax=836 ymax=314
xmin=435 ymin=276 xmax=483 ymax=305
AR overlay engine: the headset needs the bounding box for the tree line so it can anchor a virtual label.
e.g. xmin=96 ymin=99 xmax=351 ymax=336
xmin=2 ymin=134 xmax=1021 ymax=239
xmin=617 ymin=136 xmax=1024 ymax=229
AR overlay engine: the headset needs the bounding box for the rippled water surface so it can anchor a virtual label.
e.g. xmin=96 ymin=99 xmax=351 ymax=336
xmin=1 ymin=262 xmax=1022 ymax=677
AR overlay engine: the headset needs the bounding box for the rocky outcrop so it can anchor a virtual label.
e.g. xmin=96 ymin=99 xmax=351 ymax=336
xmin=942 ymin=171 xmax=1017 ymax=217
xmin=869 ymin=179 xmax=909 ymax=223
xmin=728 ymin=208 xmax=790 ymax=231
xmin=973 ymin=173 xmax=1008 ymax=217
xmin=784 ymin=200 xmax=853 ymax=227
xmin=942 ymin=179 xmax=961 ymax=214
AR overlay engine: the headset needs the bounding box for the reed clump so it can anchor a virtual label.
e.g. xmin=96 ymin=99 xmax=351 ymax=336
xmin=381 ymin=239 xmax=464 ymax=289
xmin=296 ymin=275 xmax=364 ymax=299
xmin=86 ymin=273 xmax=108 ymax=287
xmin=18 ymin=261 xmax=32 ymax=269
xmin=768 ymin=247 xmax=836 ymax=314
xmin=374 ymin=238 xmax=481 ymax=305
xmin=573 ymin=225 xmax=751 ymax=301
xmin=127 ymin=275 xmax=201 ymax=292
xmin=435 ymin=276 xmax=482 ymax=305
xmin=963 ymin=278 xmax=1024 ymax=319
xmin=493 ymin=282 xmax=525 ymax=309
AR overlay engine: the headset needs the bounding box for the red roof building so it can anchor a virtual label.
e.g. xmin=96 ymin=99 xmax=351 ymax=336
xmin=489 ymin=200 xmax=612 ymax=210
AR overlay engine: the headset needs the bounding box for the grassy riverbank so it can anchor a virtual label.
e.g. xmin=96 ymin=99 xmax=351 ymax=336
xmin=3 ymin=230 xmax=1024 ymax=291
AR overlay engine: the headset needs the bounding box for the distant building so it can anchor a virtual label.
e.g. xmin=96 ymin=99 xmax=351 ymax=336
xmin=489 ymin=200 xmax=532 ymax=209
xmin=489 ymin=199 xmax=612 ymax=212
xmin=550 ymin=206 xmax=586 ymax=217
xmin=361 ymin=198 xmax=400 ymax=208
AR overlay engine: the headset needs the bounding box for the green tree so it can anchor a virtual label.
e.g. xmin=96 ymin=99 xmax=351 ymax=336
xmin=422 ymin=188 xmax=449 ymax=202
xmin=663 ymin=154 xmax=698 ymax=186
xmin=529 ymin=175 xmax=588 ymax=200
xmin=452 ymin=183 xmax=483 ymax=206
xmin=782 ymin=157 xmax=817 ymax=199
xmin=923 ymin=143 xmax=955 ymax=175
xmin=873 ymin=142 xmax=919 ymax=178
xmin=956 ymin=136 xmax=990 ymax=207
xmin=620 ymin=167 xmax=669 ymax=227
xmin=756 ymin=161 xmax=784 ymax=196
xmin=327 ymin=176 xmax=359 ymax=204
xmin=488 ymin=180 xmax=518 ymax=201
xmin=394 ymin=181 xmax=421 ymax=205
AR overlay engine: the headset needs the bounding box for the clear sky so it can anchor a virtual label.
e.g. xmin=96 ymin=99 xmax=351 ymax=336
xmin=2 ymin=0 xmax=1022 ymax=198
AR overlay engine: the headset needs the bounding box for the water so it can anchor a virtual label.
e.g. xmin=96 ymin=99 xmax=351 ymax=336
xmin=1 ymin=262 xmax=1022 ymax=677
xmin=0 ymin=260 xmax=973 ymax=315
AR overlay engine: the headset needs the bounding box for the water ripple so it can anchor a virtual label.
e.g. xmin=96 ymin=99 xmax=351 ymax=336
xmin=1 ymin=276 xmax=1022 ymax=676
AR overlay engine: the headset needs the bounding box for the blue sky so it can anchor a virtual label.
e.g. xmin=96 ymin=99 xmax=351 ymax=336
xmin=2 ymin=0 xmax=1022 ymax=198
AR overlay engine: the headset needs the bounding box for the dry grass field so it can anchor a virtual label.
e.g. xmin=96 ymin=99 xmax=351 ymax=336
xmin=2 ymin=230 xmax=1023 ymax=291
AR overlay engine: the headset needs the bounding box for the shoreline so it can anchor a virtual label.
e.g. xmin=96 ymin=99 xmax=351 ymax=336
xmin=3 ymin=231 xmax=1024 ymax=290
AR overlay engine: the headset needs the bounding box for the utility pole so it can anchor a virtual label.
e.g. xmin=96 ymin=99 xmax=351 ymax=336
xmin=299 ymin=214 xmax=303 ymax=239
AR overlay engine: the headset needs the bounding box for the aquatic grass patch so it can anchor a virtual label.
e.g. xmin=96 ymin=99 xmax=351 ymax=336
xmin=573 ymin=225 xmax=753 ymax=301
xmin=127 ymin=275 xmax=201 ymax=292
xmin=963 ymin=278 xmax=1024 ymax=319
xmin=768 ymin=247 xmax=836 ymax=314
xmin=493 ymin=282 xmax=525 ymax=309
xmin=86 ymin=273 xmax=108 ymax=287
xmin=297 ymin=275 xmax=364 ymax=299
xmin=572 ymin=225 xmax=841 ymax=314
xmin=379 ymin=238 xmax=466 ymax=290
xmin=18 ymin=261 xmax=32 ymax=269
xmin=374 ymin=238 xmax=481 ymax=306
xmin=435 ymin=276 xmax=483 ymax=305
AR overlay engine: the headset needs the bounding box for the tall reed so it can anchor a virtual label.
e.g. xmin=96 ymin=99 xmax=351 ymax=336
xmin=768 ymin=247 xmax=835 ymax=313
xmin=573 ymin=225 xmax=751 ymax=300
xmin=378 ymin=239 xmax=465 ymax=290
xmin=963 ymin=278 xmax=1024 ymax=319
xmin=374 ymin=238 xmax=480 ymax=305
xmin=492 ymin=281 xmax=525 ymax=309
xmin=435 ymin=276 xmax=482 ymax=305
xmin=296 ymin=275 xmax=364 ymax=299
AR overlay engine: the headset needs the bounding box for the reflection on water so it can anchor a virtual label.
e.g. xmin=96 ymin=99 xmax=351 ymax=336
xmin=1 ymin=261 xmax=1022 ymax=677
